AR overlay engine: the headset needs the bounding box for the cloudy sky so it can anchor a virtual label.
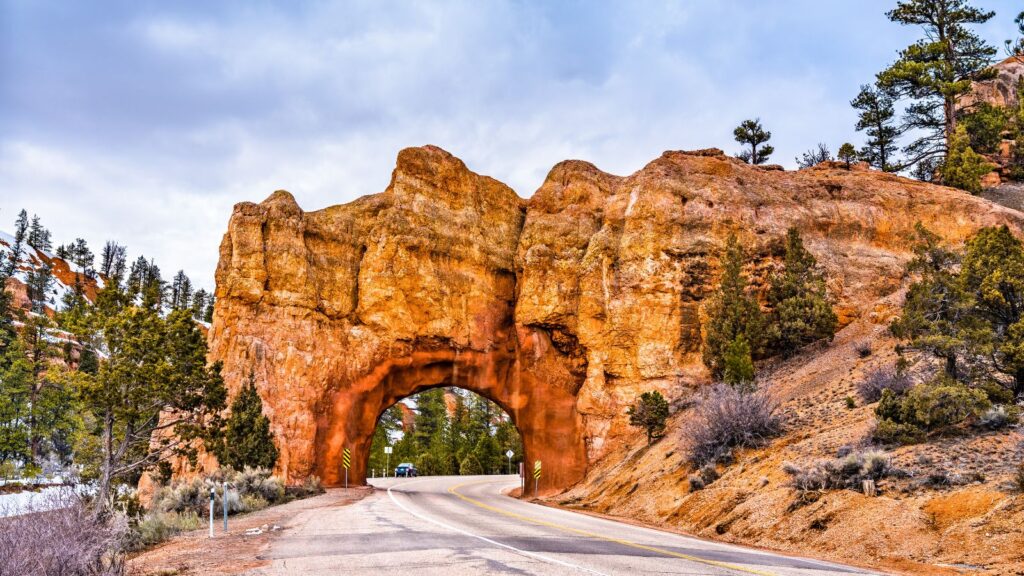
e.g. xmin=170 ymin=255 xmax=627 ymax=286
xmin=1 ymin=1 xmax=1020 ymax=289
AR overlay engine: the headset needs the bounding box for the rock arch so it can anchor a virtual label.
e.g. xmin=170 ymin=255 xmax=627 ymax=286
xmin=318 ymin=346 xmax=586 ymax=491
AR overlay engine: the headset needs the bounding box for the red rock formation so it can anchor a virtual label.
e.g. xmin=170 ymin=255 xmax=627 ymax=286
xmin=209 ymin=145 xmax=1024 ymax=494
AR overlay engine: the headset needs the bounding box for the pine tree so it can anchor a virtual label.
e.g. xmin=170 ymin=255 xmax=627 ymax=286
xmin=890 ymin=223 xmax=971 ymax=380
xmin=4 ymin=210 xmax=29 ymax=277
xmin=627 ymin=390 xmax=670 ymax=445
xmin=99 ymin=241 xmax=127 ymax=282
xmin=765 ymin=228 xmax=837 ymax=356
xmin=942 ymin=124 xmax=992 ymax=194
xmin=170 ymin=270 xmax=193 ymax=311
xmin=70 ymin=238 xmax=94 ymax=271
xmin=702 ymin=234 xmax=766 ymax=378
xmin=26 ymin=215 xmax=51 ymax=252
xmin=191 ymin=289 xmax=208 ymax=321
xmin=25 ymin=263 xmax=54 ymax=313
xmin=214 ymin=372 xmax=278 ymax=471
xmin=203 ymin=296 xmax=215 ymax=323
xmin=837 ymin=143 xmax=858 ymax=169
xmin=877 ymin=0 xmax=996 ymax=174
xmin=78 ymin=305 xmax=227 ymax=510
xmin=733 ymin=119 xmax=774 ymax=165
xmin=851 ymin=84 xmax=902 ymax=171
xmin=796 ymin=143 xmax=832 ymax=169
xmin=722 ymin=334 xmax=756 ymax=390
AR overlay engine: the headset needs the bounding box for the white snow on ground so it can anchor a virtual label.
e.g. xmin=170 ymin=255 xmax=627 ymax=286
xmin=0 ymin=486 xmax=70 ymax=517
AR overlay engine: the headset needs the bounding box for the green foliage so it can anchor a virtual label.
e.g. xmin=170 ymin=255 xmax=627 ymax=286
xmin=733 ymin=118 xmax=774 ymax=164
xmin=627 ymin=390 xmax=670 ymax=445
xmin=459 ymin=454 xmax=483 ymax=475
xmin=873 ymin=376 xmax=990 ymax=444
xmin=213 ymin=372 xmax=279 ymax=472
xmin=837 ymin=143 xmax=858 ymax=168
xmin=960 ymin=102 xmax=1008 ymax=154
xmin=876 ymin=0 xmax=996 ymax=175
xmin=77 ymin=299 xmax=227 ymax=509
xmin=721 ymin=335 xmax=755 ymax=390
xmin=851 ymin=83 xmax=901 ymax=171
xmin=702 ymin=234 xmax=766 ymax=378
xmin=942 ymin=125 xmax=992 ymax=194
xmin=765 ymin=229 xmax=837 ymax=356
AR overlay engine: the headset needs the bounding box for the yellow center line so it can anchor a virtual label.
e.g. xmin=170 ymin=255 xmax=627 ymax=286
xmin=448 ymin=479 xmax=779 ymax=576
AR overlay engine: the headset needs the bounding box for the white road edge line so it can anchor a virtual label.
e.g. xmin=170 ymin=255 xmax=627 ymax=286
xmin=386 ymin=478 xmax=610 ymax=576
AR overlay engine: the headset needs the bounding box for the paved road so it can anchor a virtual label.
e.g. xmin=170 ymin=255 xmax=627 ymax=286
xmin=262 ymin=475 xmax=880 ymax=576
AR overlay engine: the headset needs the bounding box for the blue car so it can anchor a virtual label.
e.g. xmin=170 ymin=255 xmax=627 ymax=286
xmin=395 ymin=463 xmax=418 ymax=477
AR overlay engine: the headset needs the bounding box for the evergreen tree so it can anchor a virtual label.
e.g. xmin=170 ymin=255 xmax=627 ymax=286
xmin=25 ymin=263 xmax=54 ymax=313
xmin=26 ymin=215 xmax=52 ymax=252
xmin=765 ymin=228 xmax=837 ymax=356
xmin=368 ymin=404 xmax=403 ymax=474
xmin=942 ymin=124 xmax=992 ymax=194
xmin=837 ymin=142 xmax=858 ymax=168
xmin=70 ymin=238 xmax=94 ymax=271
xmin=891 ymin=223 xmax=972 ymax=380
xmin=877 ymin=0 xmax=996 ymax=174
xmin=203 ymin=295 xmax=215 ymax=322
xmin=4 ymin=209 xmax=29 ymax=277
xmin=960 ymin=102 xmax=1008 ymax=154
xmin=702 ymin=234 xmax=766 ymax=378
xmin=627 ymin=390 xmax=670 ymax=445
xmin=78 ymin=305 xmax=226 ymax=509
xmin=99 ymin=241 xmax=127 ymax=282
xmin=722 ymin=334 xmax=756 ymax=390
xmin=796 ymin=143 xmax=832 ymax=169
xmin=0 ymin=338 xmax=32 ymax=465
xmin=852 ymin=83 xmax=902 ymax=171
xmin=191 ymin=289 xmax=208 ymax=320
xmin=55 ymin=244 xmax=70 ymax=260
xmin=170 ymin=270 xmax=193 ymax=311
xmin=958 ymin=226 xmax=1024 ymax=398
xmin=214 ymin=372 xmax=278 ymax=471
xmin=733 ymin=118 xmax=774 ymax=165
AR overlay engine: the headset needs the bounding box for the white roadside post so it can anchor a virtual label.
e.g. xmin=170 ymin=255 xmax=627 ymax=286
xmin=384 ymin=446 xmax=392 ymax=478
xmin=505 ymin=449 xmax=514 ymax=475
xmin=209 ymin=487 xmax=215 ymax=538
xmin=223 ymin=481 xmax=229 ymax=533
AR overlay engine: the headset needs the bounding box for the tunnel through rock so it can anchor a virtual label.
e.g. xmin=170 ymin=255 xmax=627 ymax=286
xmin=366 ymin=387 xmax=523 ymax=479
xmin=314 ymin=345 xmax=588 ymax=494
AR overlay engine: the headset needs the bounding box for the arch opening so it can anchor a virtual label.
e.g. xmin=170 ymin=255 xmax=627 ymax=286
xmin=312 ymin=346 xmax=588 ymax=495
xmin=366 ymin=387 xmax=524 ymax=478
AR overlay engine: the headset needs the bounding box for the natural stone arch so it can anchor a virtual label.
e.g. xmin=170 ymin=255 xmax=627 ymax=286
xmin=317 ymin=346 xmax=587 ymax=492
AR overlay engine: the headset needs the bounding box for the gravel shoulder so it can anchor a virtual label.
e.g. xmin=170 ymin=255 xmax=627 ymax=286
xmin=129 ymin=487 xmax=370 ymax=576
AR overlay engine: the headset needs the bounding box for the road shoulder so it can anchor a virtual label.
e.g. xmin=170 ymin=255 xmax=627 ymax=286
xmin=129 ymin=487 xmax=371 ymax=576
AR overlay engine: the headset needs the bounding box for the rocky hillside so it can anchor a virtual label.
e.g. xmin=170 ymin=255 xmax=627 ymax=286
xmin=209 ymin=146 xmax=1024 ymax=573
xmin=0 ymin=230 xmax=102 ymax=315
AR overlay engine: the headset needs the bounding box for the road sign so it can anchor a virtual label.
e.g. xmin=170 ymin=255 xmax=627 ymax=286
xmin=505 ymin=450 xmax=514 ymax=474
xmin=505 ymin=450 xmax=513 ymax=458
xmin=533 ymin=460 xmax=541 ymax=496
xmin=384 ymin=446 xmax=393 ymax=454
xmin=342 ymin=447 xmax=351 ymax=488
xmin=384 ymin=446 xmax=392 ymax=477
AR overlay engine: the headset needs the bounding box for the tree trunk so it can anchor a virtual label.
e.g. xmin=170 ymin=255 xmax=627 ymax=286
xmin=945 ymin=97 xmax=957 ymax=152
xmin=96 ymin=411 xmax=114 ymax=514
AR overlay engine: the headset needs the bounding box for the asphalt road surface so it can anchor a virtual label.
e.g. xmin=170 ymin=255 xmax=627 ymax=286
xmin=261 ymin=475 xmax=880 ymax=576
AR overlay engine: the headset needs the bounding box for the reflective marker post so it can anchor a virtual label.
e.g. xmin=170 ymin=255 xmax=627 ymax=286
xmin=209 ymin=487 xmax=215 ymax=538
xmin=533 ymin=460 xmax=542 ymax=497
xmin=342 ymin=447 xmax=351 ymax=488
xmin=384 ymin=446 xmax=392 ymax=478
xmin=223 ymin=481 xmax=229 ymax=533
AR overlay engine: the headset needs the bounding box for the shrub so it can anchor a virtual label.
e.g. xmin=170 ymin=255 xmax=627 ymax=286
xmin=784 ymin=450 xmax=893 ymax=494
xmin=150 ymin=467 xmax=285 ymax=517
xmin=0 ymin=490 xmax=126 ymax=576
xmin=977 ymin=405 xmax=1020 ymax=430
xmin=845 ymin=396 xmax=856 ymax=409
xmin=127 ymin=510 xmax=201 ymax=551
xmin=688 ymin=475 xmax=705 ymax=492
xmin=460 ymin=455 xmax=483 ymax=475
xmin=855 ymin=342 xmax=872 ymax=358
xmin=857 ymin=367 xmax=912 ymax=403
xmin=942 ymin=124 xmax=993 ymax=194
xmin=686 ymin=384 xmax=784 ymax=466
xmin=872 ymin=376 xmax=990 ymax=444
xmin=627 ymin=390 xmax=671 ymax=445
xmin=873 ymin=418 xmax=927 ymax=445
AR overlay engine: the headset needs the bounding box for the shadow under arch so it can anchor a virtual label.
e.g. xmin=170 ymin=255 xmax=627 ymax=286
xmin=313 ymin=345 xmax=588 ymax=495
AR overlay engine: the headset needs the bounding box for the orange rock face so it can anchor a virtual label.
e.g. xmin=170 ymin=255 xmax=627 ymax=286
xmin=210 ymin=146 xmax=1024 ymax=493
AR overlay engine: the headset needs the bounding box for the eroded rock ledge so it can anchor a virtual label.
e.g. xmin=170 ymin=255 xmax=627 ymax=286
xmin=208 ymin=145 xmax=1024 ymax=491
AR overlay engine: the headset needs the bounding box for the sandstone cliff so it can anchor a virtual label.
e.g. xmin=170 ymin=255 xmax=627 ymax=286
xmin=209 ymin=145 xmax=1024 ymax=497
